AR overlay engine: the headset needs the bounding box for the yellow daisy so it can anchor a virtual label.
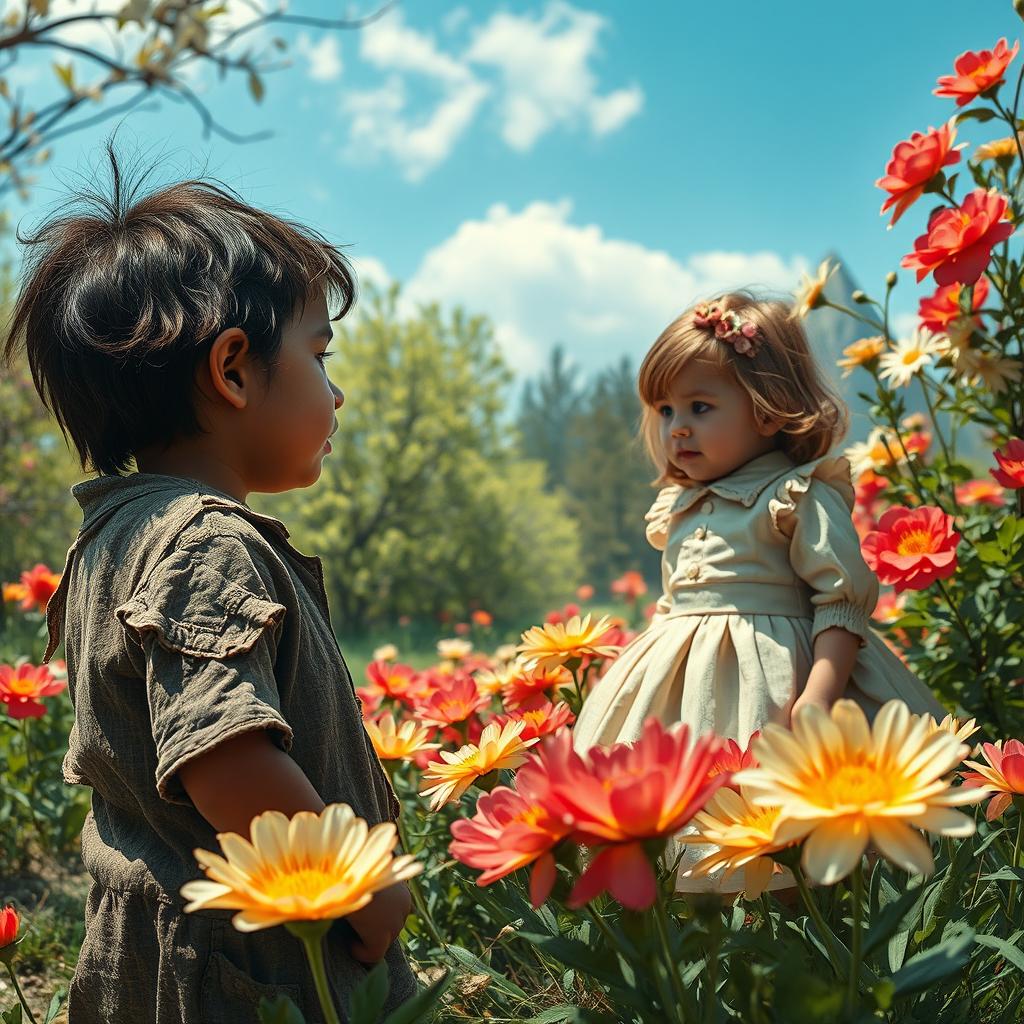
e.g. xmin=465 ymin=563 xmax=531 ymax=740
xmin=790 ymin=258 xmax=838 ymax=320
xmin=837 ymin=336 xmax=886 ymax=377
xmin=844 ymin=427 xmax=906 ymax=478
xmin=678 ymin=786 xmax=794 ymax=899
xmin=437 ymin=638 xmax=473 ymax=661
xmin=922 ymin=713 xmax=979 ymax=746
xmin=419 ymin=720 xmax=538 ymax=811
xmin=735 ymin=700 xmax=987 ymax=885
xmin=364 ymin=713 xmax=440 ymax=761
xmin=517 ymin=613 xmax=621 ymax=671
xmin=973 ymin=135 xmax=1020 ymax=163
xmin=372 ymin=643 xmax=398 ymax=662
xmin=180 ymin=804 xmax=421 ymax=931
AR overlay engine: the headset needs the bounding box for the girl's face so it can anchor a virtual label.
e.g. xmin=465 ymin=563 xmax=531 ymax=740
xmin=656 ymin=360 xmax=779 ymax=483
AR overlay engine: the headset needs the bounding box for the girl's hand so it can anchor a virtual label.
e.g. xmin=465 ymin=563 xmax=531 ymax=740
xmin=789 ymin=691 xmax=833 ymax=724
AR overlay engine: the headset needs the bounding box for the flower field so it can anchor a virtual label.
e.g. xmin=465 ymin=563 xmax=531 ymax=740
xmin=5 ymin=29 xmax=1024 ymax=1024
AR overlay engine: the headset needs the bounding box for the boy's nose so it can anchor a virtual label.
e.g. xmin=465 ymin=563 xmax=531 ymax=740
xmin=334 ymin=387 xmax=345 ymax=408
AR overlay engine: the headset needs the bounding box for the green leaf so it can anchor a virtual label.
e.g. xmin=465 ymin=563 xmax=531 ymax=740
xmin=956 ymin=107 xmax=998 ymax=123
xmin=888 ymin=925 xmax=975 ymax=996
xmin=347 ymin=961 xmax=390 ymax=1024
xmin=443 ymin=944 xmax=529 ymax=1001
xmin=43 ymin=990 xmax=65 ymax=1024
xmin=52 ymin=62 xmax=74 ymax=91
xmin=257 ymin=994 xmax=307 ymax=1024
xmin=1 ymin=1004 xmax=23 ymax=1024
xmin=974 ymin=931 xmax=1024 ymax=974
xmin=381 ymin=969 xmax=453 ymax=1024
xmin=979 ymin=866 xmax=1024 ymax=883
xmin=863 ymin=881 xmax=927 ymax=958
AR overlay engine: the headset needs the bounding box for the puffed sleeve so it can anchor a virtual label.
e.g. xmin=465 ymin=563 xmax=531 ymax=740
xmin=769 ymin=456 xmax=877 ymax=646
xmin=114 ymin=531 xmax=292 ymax=805
xmin=645 ymin=485 xmax=683 ymax=551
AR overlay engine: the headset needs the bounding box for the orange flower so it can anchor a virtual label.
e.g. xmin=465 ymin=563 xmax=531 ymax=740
xmin=955 ymin=479 xmax=1005 ymax=507
xmin=538 ymin=721 xmax=726 ymax=909
xmin=500 ymin=663 xmax=573 ymax=710
xmin=918 ymin=278 xmax=989 ymax=333
xmin=876 ymin=119 xmax=965 ymax=227
xmin=449 ymin=762 xmax=572 ymax=907
xmin=415 ymin=675 xmax=488 ymax=728
xmin=934 ymin=37 xmax=1020 ymax=108
xmin=493 ymin=700 xmax=576 ymax=741
xmin=973 ymin=135 xmax=1021 ymax=162
xmin=0 ymin=663 xmax=66 ymax=719
xmin=576 ymin=584 xmax=594 ymax=601
xmin=5 ymin=564 xmax=61 ymax=613
xmin=861 ymin=506 xmax=960 ymax=592
xmin=517 ymin=614 xmax=621 ymax=672
xmin=854 ymin=469 xmax=888 ymax=508
xmin=901 ymin=188 xmax=1014 ymax=286
xmin=991 ymin=438 xmax=1024 ymax=488
xmin=961 ymin=739 xmax=1024 ymax=820
xmin=838 ymin=336 xmax=886 ymax=377
xmin=0 ymin=905 xmax=18 ymax=951
xmin=363 ymin=661 xmax=427 ymax=706
xmin=610 ymin=570 xmax=647 ymax=602
xmin=471 ymin=610 xmax=493 ymax=627
xmin=364 ymin=713 xmax=440 ymax=761
xmin=872 ymin=590 xmax=906 ymax=624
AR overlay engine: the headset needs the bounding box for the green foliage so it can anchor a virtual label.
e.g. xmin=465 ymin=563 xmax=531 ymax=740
xmin=256 ymin=286 xmax=581 ymax=632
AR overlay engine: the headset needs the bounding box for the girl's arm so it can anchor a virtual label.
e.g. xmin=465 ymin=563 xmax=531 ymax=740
xmin=792 ymin=626 xmax=861 ymax=717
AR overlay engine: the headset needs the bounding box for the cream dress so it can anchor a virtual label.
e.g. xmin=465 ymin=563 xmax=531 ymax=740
xmin=571 ymin=449 xmax=946 ymax=894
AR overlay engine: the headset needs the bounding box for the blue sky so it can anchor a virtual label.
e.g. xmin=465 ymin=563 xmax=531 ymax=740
xmin=5 ymin=0 xmax=1022 ymax=376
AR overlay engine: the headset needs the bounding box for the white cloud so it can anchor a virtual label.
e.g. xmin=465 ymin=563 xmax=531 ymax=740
xmin=339 ymin=3 xmax=641 ymax=178
xmin=466 ymin=1 xmax=644 ymax=150
xmin=403 ymin=200 xmax=810 ymax=374
xmin=295 ymin=32 xmax=342 ymax=82
xmin=349 ymin=254 xmax=392 ymax=294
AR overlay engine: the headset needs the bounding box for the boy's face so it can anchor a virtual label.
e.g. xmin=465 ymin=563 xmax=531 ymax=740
xmin=242 ymin=290 xmax=343 ymax=492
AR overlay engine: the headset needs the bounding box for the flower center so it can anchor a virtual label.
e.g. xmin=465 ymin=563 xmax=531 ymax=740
xmin=901 ymin=350 xmax=923 ymax=366
xmin=259 ymin=866 xmax=337 ymax=901
xmin=822 ymin=762 xmax=889 ymax=806
xmin=9 ymin=678 xmax=38 ymax=696
xmin=896 ymin=528 xmax=935 ymax=555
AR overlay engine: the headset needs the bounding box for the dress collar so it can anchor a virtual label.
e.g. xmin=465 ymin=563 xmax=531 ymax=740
xmin=668 ymin=449 xmax=796 ymax=515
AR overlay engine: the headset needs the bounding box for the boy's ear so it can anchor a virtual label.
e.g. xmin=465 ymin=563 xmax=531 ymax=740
xmin=206 ymin=328 xmax=253 ymax=410
xmin=756 ymin=414 xmax=784 ymax=438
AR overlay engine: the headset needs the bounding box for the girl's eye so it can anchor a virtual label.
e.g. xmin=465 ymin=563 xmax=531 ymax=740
xmin=316 ymin=351 xmax=334 ymax=365
xmin=692 ymin=401 xmax=711 ymax=414
xmin=657 ymin=404 xmax=672 ymax=418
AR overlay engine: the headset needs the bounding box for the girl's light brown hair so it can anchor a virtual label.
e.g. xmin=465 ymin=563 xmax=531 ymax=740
xmin=637 ymin=289 xmax=848 ymax=485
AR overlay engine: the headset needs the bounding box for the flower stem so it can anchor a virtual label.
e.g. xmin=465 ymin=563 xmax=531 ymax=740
xmin=846 ymin=865 xmax=864 ymax=1015
xmin=5 ymin=962 xmax=39 ymax=1024
xmin=20 ymin=718 xmax=44 ymax=852
xmin=297 ymin=927 xmax=342 ymax=1024
xmin=792 ymin=864 xmax=842 ymax=978
xmin=654 ymin=886 xmax=690 ymax=1023
xmin=1007 ymin=804 xmax=1024 ymax=923
xmin=932 ymin=575 xmax=986 ymax=675
xmin=760 ymin=892 xmax=777 ymax=940
xmin=396 ymin=814 xmax=447 ymax=953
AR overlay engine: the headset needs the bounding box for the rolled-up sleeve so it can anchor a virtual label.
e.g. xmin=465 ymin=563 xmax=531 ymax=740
xmin=787 ymin=479 xmax=878 ymax=646
xmin=114 ymin=538 xmax=292 ymax=804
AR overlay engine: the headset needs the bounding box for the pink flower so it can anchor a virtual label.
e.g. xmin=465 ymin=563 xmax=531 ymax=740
xmin=0 ymin=663 xmax=66 ymax=719
xmin=961 ymin=739 xmax=1024 ymax=821
xmin=991 ymin=438 xmax=1024 ymax=488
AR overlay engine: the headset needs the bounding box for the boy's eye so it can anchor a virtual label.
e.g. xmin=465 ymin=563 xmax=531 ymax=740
xmin=316 ymin=351 xmax=334 ymax=364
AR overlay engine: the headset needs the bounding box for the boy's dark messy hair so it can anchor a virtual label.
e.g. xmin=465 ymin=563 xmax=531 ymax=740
xmin=1 ymin=143 xmax=356 ymax=476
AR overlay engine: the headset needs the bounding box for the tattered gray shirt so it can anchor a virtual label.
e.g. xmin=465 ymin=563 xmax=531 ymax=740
xmin=44 ymin=473 xmax=413 ymax=1023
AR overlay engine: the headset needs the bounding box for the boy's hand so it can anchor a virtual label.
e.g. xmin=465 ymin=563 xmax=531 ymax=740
xmin=344 ymin=881 xmax=413 ymax=964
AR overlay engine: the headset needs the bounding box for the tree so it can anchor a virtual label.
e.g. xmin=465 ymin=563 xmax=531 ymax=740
xmin=563 ymin=357 xmax=659 ymax=590
xmin=254 ymin=286 xmax=581 ymax=633
xmin=0 ymin=0 xmax=393 ymax=201
xmin=516 ymin=345 xmax=582 ymax=490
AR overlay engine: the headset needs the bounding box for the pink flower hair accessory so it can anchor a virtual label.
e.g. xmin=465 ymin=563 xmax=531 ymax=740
xmin=692 ymin=302 xmax=763 ymax=357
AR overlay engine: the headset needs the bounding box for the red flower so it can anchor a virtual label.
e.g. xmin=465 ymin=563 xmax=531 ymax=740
xmin=961 ymin=739 xmax=1024 ymax=821
xmin=955 ymin=479 xmax=1005 ymax=507
xmin=610 ymin=570 xmax=647 ymax=602
xmin=901 ymin=188 xmax=1014 ymax=286
xmin=934 ymin=37 xmax=1020 ymax=107
xmin=4 ymin=563 xmax=61 ymax=614
xmin=363 ymin=661 xmax=427 ymax=706
xmin=493 ymin=700 xmax=576 ymax=741
xmin=415 ymin=675 xmax=488 ymax=728
xmin=575 ymin=584 xmax=594 ymax=601
xmin=854 ymin=469 xmax=888 ymax=508
xmin=918 ymin=278 xmax=989 ymax=333
xmin=876 ymin=119 xmax=965 ymax=227
xmin=471 ymin=610 xmax=493 ymax=627
xmin=540 ymin=721 xmax=725 ymax=909
xmin=705 ymin=732 xmax=759 ymax=791
xmin=861 ymin=506 xmax=960 ymax=592
xmin=991 ymin=438 xmax=1024 ymax=488
xmin=0 ymin=663 xmax=66 ymax=719
xmin=0 ymin=906 xmax=19 ymax=950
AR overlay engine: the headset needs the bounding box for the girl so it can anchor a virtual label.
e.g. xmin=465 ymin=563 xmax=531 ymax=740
xmin=571 ymin=290 xmax=945 ymax=895
xmin=2 ymin=150 xmax=416 ymax=1022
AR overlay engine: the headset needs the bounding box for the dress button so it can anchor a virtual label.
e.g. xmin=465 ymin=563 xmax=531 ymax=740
xmin=694 ymin=527 xmax=707 ymax=540
xmin=685 ymin=564 xmax=700 ymax=580
xmin=700 ymin=501 xmax=713 ymax=514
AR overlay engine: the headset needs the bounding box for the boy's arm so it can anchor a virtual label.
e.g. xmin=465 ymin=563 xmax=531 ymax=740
xmin=178 ymin=727 xmax=324 ymax=834
xmin=178 ymin=728 xmax=411 ymax=963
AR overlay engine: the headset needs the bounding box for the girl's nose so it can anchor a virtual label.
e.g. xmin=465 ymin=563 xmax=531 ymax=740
xmin=671 ymin=425 xmax=691 ymax=439
xmin=334 ymin=386 xmax=345 ymax=409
